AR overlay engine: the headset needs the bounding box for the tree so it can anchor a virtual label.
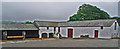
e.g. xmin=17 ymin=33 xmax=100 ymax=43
xmin=110 ymin=17 xmax=120 ymax=20
xmin=69 ymin=4 xmax=110 ymax=21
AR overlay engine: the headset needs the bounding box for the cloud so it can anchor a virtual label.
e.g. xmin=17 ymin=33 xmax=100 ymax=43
xmin=2 ymin=2 xmax=118 ymax=21
xmin=2 ymin=0 xmax=120 ymax=2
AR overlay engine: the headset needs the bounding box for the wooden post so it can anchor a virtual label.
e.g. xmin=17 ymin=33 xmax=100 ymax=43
xmin=54 ymin=27 xmax=56 ymax=34
xmin=3 ymin=31 xmax=7 ymax=40
xmin=58 ymin=33 xmax=60 ymax=39
xmin=39 ymin=30 xmax=42 ymax=38
xmin=58 ymin=27 xmax=60 ymax=39
xmin=22 ymin=31 xmax=26 ymax=40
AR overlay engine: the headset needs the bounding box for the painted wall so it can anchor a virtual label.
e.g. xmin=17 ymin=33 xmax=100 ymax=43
xmin=60 ymin=27 xmax=112 ymax=38
xmin=118 ymin=26 xmax=120 ymax=37
xmin=59 ymin=21 xmax=119 ymax=38
xmin=38 ymin=27 xmax=55 ymax=38
xmin=38 ymin=20 xmax=119 ymax=38
xmin=39 ymin=27 xmax=54 ymax=32
xmin=110 ymin=20 xmax=119 ymax=37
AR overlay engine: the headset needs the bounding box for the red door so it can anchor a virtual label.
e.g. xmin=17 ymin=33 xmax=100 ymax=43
xmin=68 ymin=29 xmax=73 ymax=38
xmin=58 ymin=27 xmax=60 ymax=32
xmin=94 ymin=30 xmax=98 ymax=38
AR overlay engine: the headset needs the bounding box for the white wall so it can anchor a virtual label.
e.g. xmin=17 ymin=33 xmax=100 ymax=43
xmin=60 ymin=20 xmax=119 ymax=38
xmin=39 ymin=27 xmax=54 ymax=32
xmin=60 ymin=27 xmax=112 ymax=38
xmin=118 ymin=26 xmax=120 ymax=37
xmin=38 ymin=27 xmax=55 ymax=38
xmin=110 ymin=20 xmax=119 ymax=37
xmin=38 ymin=20 xmax=119 ymax=38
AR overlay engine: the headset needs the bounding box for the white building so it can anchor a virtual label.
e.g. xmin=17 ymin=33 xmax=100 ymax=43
xmin=34 ymin=19 xmax=120 ymax=39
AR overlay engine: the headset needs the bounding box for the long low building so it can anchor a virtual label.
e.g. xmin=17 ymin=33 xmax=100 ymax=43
xmin=1 ymin=23 xmax=39 ymax=40
xmin=34 ymin=19 xmax=120 ymax=39
xmin=1 ymin=19 xmax=120 ymax=40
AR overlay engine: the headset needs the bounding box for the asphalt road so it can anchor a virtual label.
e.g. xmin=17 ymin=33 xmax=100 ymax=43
xmin=2 ymin=39 xmax=118 ymax=47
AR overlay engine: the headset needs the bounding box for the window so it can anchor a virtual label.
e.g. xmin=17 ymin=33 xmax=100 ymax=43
xmin=47 ymin=27 xmax=49 ymax=30
xmin=114 ymin=22 xmax=117 ymax=30
xmin=101 ymin=26 xmax=103 ymax=29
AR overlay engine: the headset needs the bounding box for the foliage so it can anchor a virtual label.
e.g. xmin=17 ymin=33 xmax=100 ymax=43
xmin=25 ymin=21 xmax=33 ymax=24
xmin=80 ymin=35 xmax=89 ymax=38
xmin=69 ymin=4 xmax=110 ymax=21
xmin=110 ymin=17 xmax=120 ymax=20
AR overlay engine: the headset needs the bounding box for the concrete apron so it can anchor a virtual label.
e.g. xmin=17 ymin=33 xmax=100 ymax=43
xmin=1 ymin=38 xmax=58 ymax=44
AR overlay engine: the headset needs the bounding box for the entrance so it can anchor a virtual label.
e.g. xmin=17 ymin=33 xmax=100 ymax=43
xmin=94 ymin=30 xmax=98 ymax=38
xmin=68 ymin=29 xmax=73 ymax=38
xmin=42 ymin=33 xmax=47 ymax=38
xmin=49 ymin=33 xmax=54 ymax=38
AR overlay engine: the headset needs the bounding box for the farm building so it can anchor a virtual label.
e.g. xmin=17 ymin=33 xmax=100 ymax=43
xmin=117 ymin=19 xmax=120 ymax=38
xmin=33 ymin=21 xmax=58 ymax=38
xmin=1 ymin=23 xmax=39 ymax=40
xmin=34 ymin=19 xmax=119 ymax=39
xmin=1 ymin=19 xmax=119 ymax=40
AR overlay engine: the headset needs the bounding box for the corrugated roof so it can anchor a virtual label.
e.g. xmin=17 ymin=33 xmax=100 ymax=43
xmin=58 ymin=19 xmax=115 ymax=27
xmin=1 ymin=23 xmax=38 ymax=30
xmin=34 ymin=21 xmax=58 ymax=27
xmin=34 ymin=19 xmax=116 ymax=27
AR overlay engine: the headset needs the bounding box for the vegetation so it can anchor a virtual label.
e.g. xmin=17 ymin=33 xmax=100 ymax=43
xmin=110 ymin=17 xmax=120 ymax=20
xmin=25 ymin=21 xmax=33 ymax=24
xmin=80 ymin=35 xmax=89 ymax=38
xmin=69 ymin=4 xmax=120 ymax=21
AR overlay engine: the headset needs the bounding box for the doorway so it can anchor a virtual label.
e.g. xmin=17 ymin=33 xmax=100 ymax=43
xmin=49 ymin=33 xmax=54 ymax=38
xmin=68 ymin=29 xmax=73 ymax=38
xmin=94 ymin=30 xmax=98 ymax=38
xmin=42 ymin=33 xmax=47 ymax=38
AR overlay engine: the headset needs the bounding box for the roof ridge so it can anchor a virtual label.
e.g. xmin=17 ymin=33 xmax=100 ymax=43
xmin=68 ymin=19 xmax=116 ymax=22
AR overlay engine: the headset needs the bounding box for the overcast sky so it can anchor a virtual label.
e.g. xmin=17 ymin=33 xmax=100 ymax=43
xmin=2 ymin=2 xmax=118 ymax=22
xmin=2 ymin=0 xmax=120 ymax=2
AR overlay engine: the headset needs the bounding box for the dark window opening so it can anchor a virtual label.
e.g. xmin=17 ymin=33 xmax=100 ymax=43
xmin=54 ymin=27 xmax=56 ymax=32
xmin=114 ymin=22 xmax=117 ymax=30
xmin=58 ymin=27 xmax=60 ymax=32
xmin=7 ymin=30 xmax=22 ymax=36
xmin=101 ymin=26 xmax=103 ymax=29
xmin=25 ymin=30 xmax=39 ymax=38
xmin=47 ymin=27 xmax=49 ymax=30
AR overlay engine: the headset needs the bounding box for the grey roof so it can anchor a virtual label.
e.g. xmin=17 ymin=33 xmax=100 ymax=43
xmin=34 ymin=21 xmax=58 ymax=27
xmin=34 ymin=19 xmax=116 ymax=27
xmin=1 ymin=23 xmax=38 ymax=30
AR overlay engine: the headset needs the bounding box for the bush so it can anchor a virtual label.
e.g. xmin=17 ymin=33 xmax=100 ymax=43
xmin=80 ymin=35 xmax=89 ymax=38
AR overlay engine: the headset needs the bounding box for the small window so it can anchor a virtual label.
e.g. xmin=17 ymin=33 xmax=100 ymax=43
xmin=47 ymin=27 xmax=49 ymax=30
xmin=101 ymin=26 xmax=103 ymax=29
xmin=114 ymin=22 xmax=117 ymax=30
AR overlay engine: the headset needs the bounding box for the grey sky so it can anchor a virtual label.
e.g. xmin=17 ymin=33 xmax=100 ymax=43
xmin=2 ymin=2 xmax=118 ymax=22
xmin=2 ymin=0 xmax=120 ymax=2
